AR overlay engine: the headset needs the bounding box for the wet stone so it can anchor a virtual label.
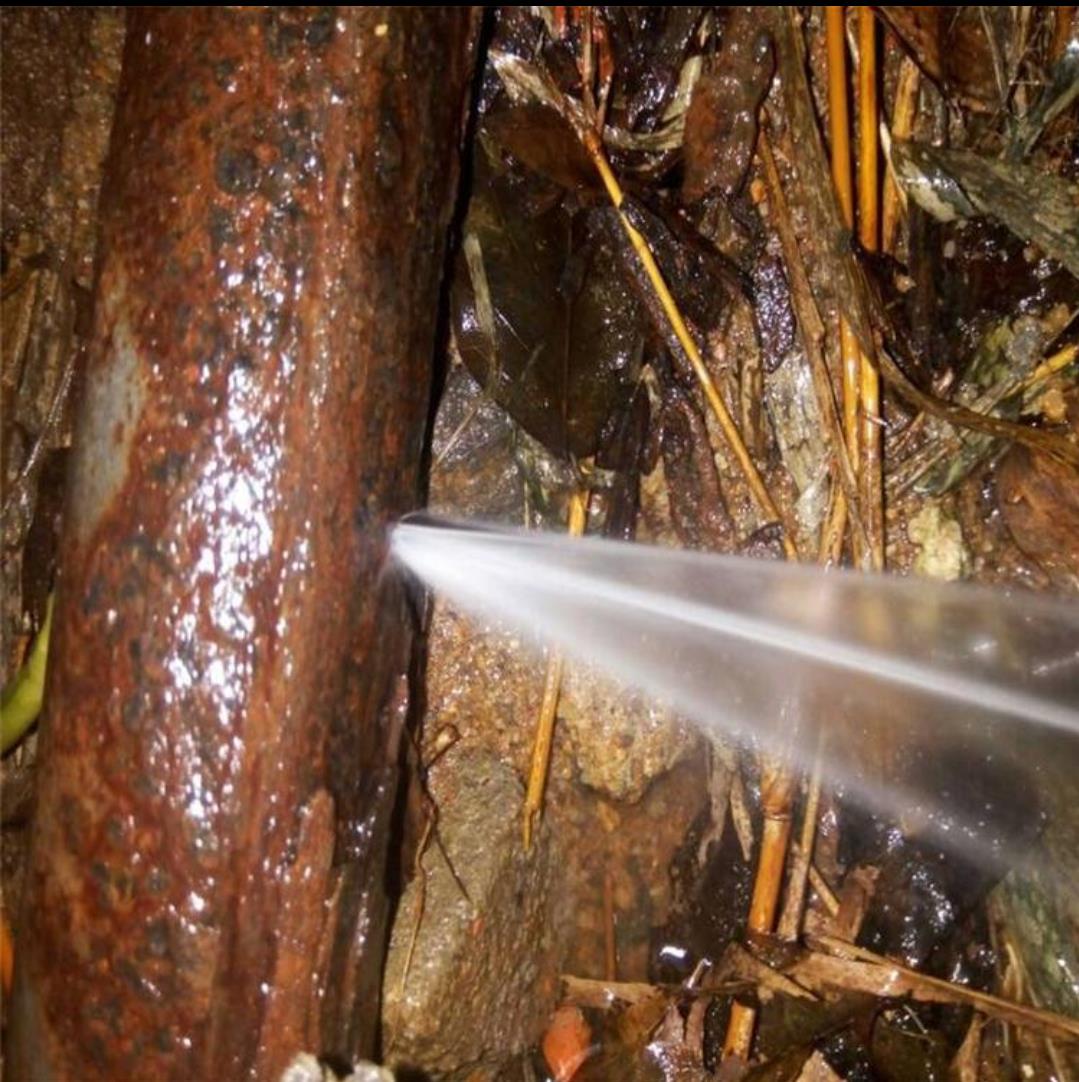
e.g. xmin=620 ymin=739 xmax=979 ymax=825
xmin=424 ymin=359 xmax=700 ymax=803
xmin=560 ymin=664 xmax=700 ymax=804
xmin=908 ymin=503 xmax=970 ymax=582
xmin=382 ymin=750 xmax=569 ymax=1080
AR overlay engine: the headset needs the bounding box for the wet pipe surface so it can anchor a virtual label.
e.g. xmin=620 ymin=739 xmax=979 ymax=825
xmin=9 ymin=9 xmax=477 ymax=1080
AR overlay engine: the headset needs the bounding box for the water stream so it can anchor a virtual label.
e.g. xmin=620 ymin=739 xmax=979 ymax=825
xmin=392 ymin=514 xmax=1079 ymax=875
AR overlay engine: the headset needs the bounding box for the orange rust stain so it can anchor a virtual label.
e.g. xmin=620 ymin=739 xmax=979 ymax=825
xmin=1 ymin=912 xmax=13 ymax=996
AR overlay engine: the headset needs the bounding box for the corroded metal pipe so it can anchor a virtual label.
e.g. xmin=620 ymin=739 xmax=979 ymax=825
xmin=10 ymin=9 xmax=476 ymax=1079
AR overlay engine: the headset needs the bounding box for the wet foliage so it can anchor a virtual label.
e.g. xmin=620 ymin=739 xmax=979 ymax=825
xmin=435 ymin=6 xmax=1079 ymax=1081
xmin=452 ymin=144 xmax=645 ymax=460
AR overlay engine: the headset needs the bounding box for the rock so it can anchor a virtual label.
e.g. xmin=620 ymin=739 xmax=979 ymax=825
xmin=424 ymin=361 xmax=700 ymax=804
xmin=560 ymin=663 xmax=700 ymax=803
xmin=383 ymin=750 xmax=568 ymax=1079
xmin=907 ymin=503 xmax=970 ymax=581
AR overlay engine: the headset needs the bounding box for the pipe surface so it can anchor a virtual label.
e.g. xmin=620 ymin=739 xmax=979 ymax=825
xmin=10 ymin=8 xmax=477 ymax=1078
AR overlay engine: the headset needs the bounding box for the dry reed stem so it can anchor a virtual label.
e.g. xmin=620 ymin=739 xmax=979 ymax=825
xmin=722 ymin=755 xmax=797 ymax=1059
xmin=879 ymin=346 xmax=1079 ymax=467
xmin=856 ymin=8 xmax=879 ymax=252
xmin=825 ymin=8 xmax=861 ymax=496
xmin=580 ymin=128 xmax=800 ymax=560
xmin=808 ymin=862 xmax=841 ymax=917
xmin=881 ymin=57 xmax=919 ymax=254
xmin=950 ymin=1013 xmax=985 ymax=1082
xmin=889 ymin=342 xmax=1079 ymax=497
xmin=721 ymin=942 xmax=818 ymax=1001
xmin=856 ymin=7 xmax=884 ymax=571
xmin=523 ymin=489 xmax=588 ymax=850
xmin=819 ymin=482 xmax=845 ymax=567
xmin=757 ymin=125 xmax=870 ymax=561
xmin=825 ymin=7 xmax=868 ymax=568
xmin=776 ymin=735 xmax=825 ymax=940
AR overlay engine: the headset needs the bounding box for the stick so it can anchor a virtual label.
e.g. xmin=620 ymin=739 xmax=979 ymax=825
xmin=580 ymin=129 xmax=800 ymax=560
xmin=888 ymin=342 xmax=1078 ymax=497
xmin=825 ymin=8 xmax=860 ymax=483
xmin=803 ymin=935 xmax=1079 ymax=1043
xmin=776 ymin=735 xmax=825 ymax=940
xmin=723 ymin=755 xmax=797 ymax=1059
xmin=809 ymin=862 xmax=841 ymax=917
xmin=522 ymin=490 xmax=588 ymax=849
xmin=881 ymin=57 xmax=919 ymax=255
xmin=856 ymin=6 xmax=884 ymax=571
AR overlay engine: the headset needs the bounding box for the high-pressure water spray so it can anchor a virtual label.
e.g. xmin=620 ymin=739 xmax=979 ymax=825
xmin=392 ymin=514 xmax=1079 ymax=874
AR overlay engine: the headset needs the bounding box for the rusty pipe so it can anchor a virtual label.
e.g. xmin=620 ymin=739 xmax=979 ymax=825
xmin=10 ymin=8 xmax=477 ymax=1079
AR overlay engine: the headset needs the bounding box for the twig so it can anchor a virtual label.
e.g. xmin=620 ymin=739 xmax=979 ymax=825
xmin=523 ymin=489 xmax=588 ymax=849
xmin=729 ymin=762 xmax=756 ymax=861
xmin=757 ymin=124 xmax=871 ymax=562
xmin=749 ymin=759 xmax=797 ymax=933
xmin=723 ymin=754 xmax=796 ymax=1058
xmin=877 ymin=345 xmax=1079 ymax=467
xmin=809 ymin=862 xmax=841 ymax=917
xmin=720 ymin=942 xmax=817 ymax=1002
xmin=856 ymin=6 xmax=884 ymax=571
xmin=579 ymin=128 xmax=800 ymax=559
xmin=950 ymin=1013 xmax=984 ymax=1082
xmin=825 ymin=6 xmax=886 ymax=570
xmin=776 ymin=734 xmax=825 ymax=940
xmin=856 ymin=8 xmax=880 ymax=254
xmin=881 ymin=57 xmax=920 ymax=255
xmin=801 ymin=935 xmax=1079 ymax=1043
xmin=888 ymin=342 xmax=1079 ymax=497
xmin=825 ymin=7 xmax=861 ymax=496
xmin=398 ymin=814 xmax=436 ymax=1001
xmin=396 ymin=729 xmax=471 ymax=1001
